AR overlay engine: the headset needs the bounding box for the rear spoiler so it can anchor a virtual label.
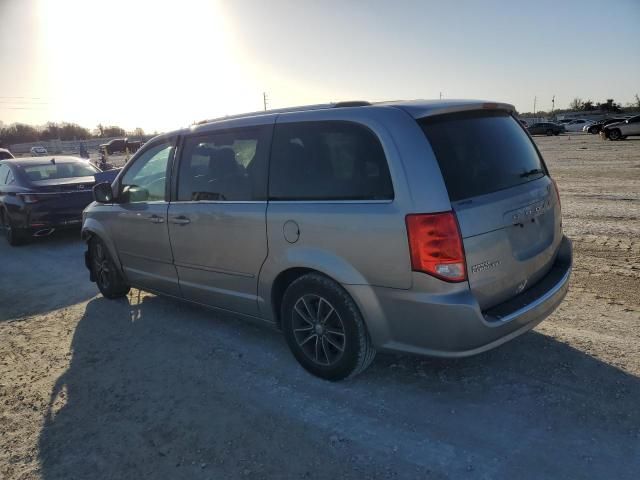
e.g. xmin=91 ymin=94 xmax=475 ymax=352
xmin=394 ymin=100 xmax=516 ymax=120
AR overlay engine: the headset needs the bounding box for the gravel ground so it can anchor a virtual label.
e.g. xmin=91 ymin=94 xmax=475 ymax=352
xmin=1 ymin=134 xmax=639 ymax=480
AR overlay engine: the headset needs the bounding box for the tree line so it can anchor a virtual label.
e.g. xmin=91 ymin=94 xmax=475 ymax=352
xmin=519 ymin=95 xmax=640 ymax=117
xmin=0 ymin=122 xmax=147 ymax=147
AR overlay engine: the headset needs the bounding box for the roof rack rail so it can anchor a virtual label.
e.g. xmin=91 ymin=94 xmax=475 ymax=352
xmin=333 ymin=101 xmax=371 ymax=108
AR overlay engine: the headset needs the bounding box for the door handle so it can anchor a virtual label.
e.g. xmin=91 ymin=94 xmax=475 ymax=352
xmin=149 ymin=214 xmax=165 ymax=224
xmin=170 ymin=215 xmax=191 ymax=225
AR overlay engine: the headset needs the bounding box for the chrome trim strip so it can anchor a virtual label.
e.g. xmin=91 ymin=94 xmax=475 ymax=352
xmin=169 ymin=201 xmax=267 ymax=205
xmin=174 ymin=261 xmax=254 ymax=278
xmin=491 ymin=264 xmax=571 ymax=324
xmin=119 ymin=251 xmax=174 ymax=265
xmin=268 ymin=199 xmax=394 ymax=205
xmin=178 ymin=279 xmax=257 ymax=301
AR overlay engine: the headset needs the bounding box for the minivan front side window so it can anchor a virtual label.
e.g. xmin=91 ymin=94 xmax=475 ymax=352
xmin=177 ymin=127 xmax=270 ymax=202
xmin=269 ymin=121 xmax=394 ymax=201
xmin=120 ymin=141 xmax=173 ymax=202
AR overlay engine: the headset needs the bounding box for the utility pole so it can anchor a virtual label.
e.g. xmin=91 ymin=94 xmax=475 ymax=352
xmin=551 ymin=95 xmax=555 ymax=115
xmin=263 ymin=92 xmax=269 ymax=111
xmin=533 ymin=96 xmax=537 ymax=116
xmin=439 ymin=92 xmax=442 ymax=100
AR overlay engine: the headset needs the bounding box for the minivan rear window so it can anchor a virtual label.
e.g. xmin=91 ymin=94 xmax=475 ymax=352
xmin=419 ymin=111 xmax=545 ymax=202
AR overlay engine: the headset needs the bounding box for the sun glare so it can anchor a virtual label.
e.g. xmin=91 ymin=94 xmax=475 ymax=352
xmin=37 ymin=0 xmax=260 ymax=131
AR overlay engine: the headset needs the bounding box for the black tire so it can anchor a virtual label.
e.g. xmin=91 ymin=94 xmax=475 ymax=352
xmin=281 ymin=273 xmax=376 ymax=380
xmin=553 ymin=131 xmax=560 ymax=136
xmin=1 ymin=209 xmax=27 ymax=246
xmin=546 ymin=129 xmax=553 ymax=136
xmin=89 ymin=236 xmax=130 ymax=299
xmin=608 ymin=129 xmax=621 ymax=141
xmin=588 ymin=126 xmax=598 ymax=134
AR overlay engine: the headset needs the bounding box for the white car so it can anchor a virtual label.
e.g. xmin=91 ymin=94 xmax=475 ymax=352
xmin=602 ymin=115 xmax=640 ymax=140
xmin=564 ymin=119 xmax=594 ymax=132
xmin=30 ymin=146 xmax=48 ymax=156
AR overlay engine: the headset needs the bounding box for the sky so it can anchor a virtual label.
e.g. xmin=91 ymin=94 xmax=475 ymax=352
xmin=0 ymin=0 xmax=639 ymax=132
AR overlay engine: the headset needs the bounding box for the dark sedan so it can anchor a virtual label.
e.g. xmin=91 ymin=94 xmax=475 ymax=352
xmin=527 ymin=122 xmax=564 ymax=136
xmin=586 ymin=118 xmax=628 ymax=134
xmin=0 ymin=157 xmax=99 ymax=246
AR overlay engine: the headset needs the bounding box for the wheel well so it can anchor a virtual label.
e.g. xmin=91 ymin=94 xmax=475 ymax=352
xmin=271 ymin=267 xmax=317 ymax=327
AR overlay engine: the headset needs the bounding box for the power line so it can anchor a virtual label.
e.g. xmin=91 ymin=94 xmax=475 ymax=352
xmin=0 ymin=101 xmax=49 ymax=104
xmin=0 ymin=106 xmax=48 ymax=110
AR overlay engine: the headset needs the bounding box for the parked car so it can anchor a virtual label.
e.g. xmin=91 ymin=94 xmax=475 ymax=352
xmin=82 ymin=99 xmax=572 ymax=380
xmin=30 ymin=146 xmax=48 ymax=156
xmin=0 ymin=148 xmax=14 ymax=160
xmin=563 ymin=119 xmax=593 ymax=132
xmin=601 ymin=115 xmax=640 ymax=140
xmin=556 ymin=119 xmax=572 ymax=125
xmin=99 ymin=138 xmax=143 ymax=155
xmin=584 ymin=118 xmax=628 ymax=134
xmin=0 ymin=156 xmax=99 ymax=245
xmin=527 ymin=122 xmax=564 ymax=136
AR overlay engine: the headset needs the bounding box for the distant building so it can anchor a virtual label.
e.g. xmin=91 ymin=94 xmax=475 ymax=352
xmin=555 ymin=110 xmax=624 ymax=121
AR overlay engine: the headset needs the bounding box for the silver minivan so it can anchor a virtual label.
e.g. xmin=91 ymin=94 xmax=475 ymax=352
xmin=83 ymin=100 xmax=572 ymax=380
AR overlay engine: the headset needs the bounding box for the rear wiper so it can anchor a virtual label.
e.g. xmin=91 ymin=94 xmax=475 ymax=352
xmin=520 ymin=168 xmax=544 ymax=178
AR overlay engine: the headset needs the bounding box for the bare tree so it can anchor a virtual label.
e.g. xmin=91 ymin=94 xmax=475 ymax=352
xmin=569 ymin=98 xmax=583 ymax=110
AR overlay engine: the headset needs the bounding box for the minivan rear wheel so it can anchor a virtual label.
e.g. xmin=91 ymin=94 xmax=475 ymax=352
xmin=89 ymin=237 xmax=130 ymax=299
xmin=546 ymin=129 xmax=553 ymax=136
xmin=281 ymin=273 xmax=375 ymax=380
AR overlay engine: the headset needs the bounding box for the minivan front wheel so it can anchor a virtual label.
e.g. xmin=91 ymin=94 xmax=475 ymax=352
xmin=281 ymin=273 xmax=376 ymax=380
xmin=89 ymin=237 xmax=130 ymax=299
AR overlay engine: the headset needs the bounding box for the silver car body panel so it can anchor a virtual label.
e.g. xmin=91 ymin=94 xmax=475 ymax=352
xmin=83 ymin=99 xmax=572 ymax=358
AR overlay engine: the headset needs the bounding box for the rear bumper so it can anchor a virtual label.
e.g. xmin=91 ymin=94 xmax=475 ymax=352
xmin=17 ymin=204 xmax=89 ymax=231
xmin=346 ymin=235 xmax=572 ymax=357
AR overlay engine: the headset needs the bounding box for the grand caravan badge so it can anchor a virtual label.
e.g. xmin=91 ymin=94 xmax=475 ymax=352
xmin=471 ymin=260 xmax=501 ymax=274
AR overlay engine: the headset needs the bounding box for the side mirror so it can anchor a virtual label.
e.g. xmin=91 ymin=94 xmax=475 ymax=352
xmin=93 ymin=182 xmax=114 ymax=203
xmin=120 ymin=185 xmax=149 ymax=203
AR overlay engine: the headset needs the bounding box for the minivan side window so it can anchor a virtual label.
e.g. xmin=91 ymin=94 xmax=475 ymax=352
xmin=120 ymin=141 xmax=173 ymax=202
xmin=269 ymin=121 xmax=393 ymax=201
xmin=177 ymin=126 xmax=270 ymax=202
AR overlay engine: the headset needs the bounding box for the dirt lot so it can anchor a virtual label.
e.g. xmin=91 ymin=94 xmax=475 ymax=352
xmin=1 ymin=134 xmax=638 ymax=479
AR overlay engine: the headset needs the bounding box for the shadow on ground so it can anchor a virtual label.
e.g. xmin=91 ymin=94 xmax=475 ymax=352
xmin=0 ymin=229 xmax=96 ymax=322
xmin=38 ymin=294 xmax=640 ymax=479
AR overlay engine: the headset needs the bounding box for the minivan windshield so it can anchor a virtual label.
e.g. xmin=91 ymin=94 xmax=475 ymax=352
xmin=419 ymin=110 xmax=545 ymax=202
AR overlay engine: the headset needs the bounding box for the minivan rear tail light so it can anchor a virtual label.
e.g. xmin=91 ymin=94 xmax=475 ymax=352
xmin=406 ymin=212 xmax=467 ymax=282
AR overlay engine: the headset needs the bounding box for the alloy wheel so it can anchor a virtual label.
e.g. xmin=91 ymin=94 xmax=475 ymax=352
xmin=92 ymin=242 xmax=112 ymax=290
xmin=292 ymin=294 xmax=346 ymax=366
